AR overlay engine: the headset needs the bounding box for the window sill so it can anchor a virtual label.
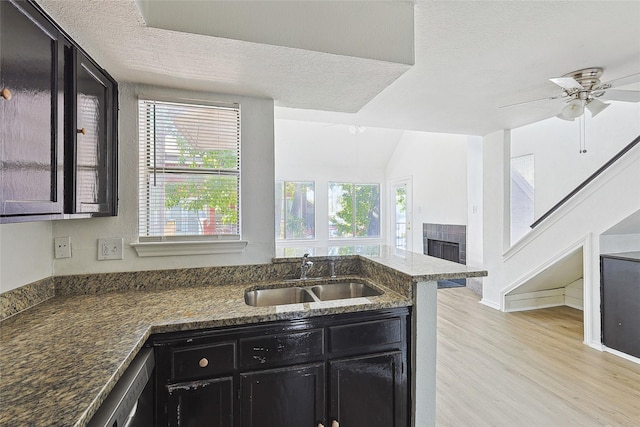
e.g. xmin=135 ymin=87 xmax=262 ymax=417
xmin=131 ymin=240 xmax=248 ymax=257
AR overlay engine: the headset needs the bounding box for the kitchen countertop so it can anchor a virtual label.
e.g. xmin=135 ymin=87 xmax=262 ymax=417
xmin=0 ymin=251 xmax=486 ymax=426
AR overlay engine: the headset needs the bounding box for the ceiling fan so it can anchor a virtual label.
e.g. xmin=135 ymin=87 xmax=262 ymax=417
xmin=502 ymin=67 xmax=640 ymax=121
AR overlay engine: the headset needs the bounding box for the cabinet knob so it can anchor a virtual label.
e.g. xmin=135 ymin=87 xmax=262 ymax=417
xmin=77 ymin=128 xmax=87 ymax=135
xmin=198 ymin=357 xmax=209 ymax=368
xmin=318 ymin=424 xmax=324 ymax=427
xmin=332 ymin=421 xmax=339 ymax=427
xmin=1 ymin=88 xmax=11 ymax=100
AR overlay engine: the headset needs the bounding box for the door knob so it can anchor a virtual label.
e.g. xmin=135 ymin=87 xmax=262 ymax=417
xmin=1 ymin=88 xmax=11 ymax=100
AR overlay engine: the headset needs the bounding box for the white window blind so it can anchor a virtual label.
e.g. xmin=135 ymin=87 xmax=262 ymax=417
xmin=138 ymin=99 xmax=240 ymax=239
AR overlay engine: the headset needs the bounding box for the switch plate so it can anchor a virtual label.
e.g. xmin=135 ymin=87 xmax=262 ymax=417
xmin=54 ymin=237 xmax=71 ymax=259
xmin=98 ymin=238 xmax=124 ymax=260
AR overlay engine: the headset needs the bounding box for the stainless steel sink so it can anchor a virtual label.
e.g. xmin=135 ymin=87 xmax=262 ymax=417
xmin=244 ymin=287 xmax=316 ymax=307
xmin=309 ymin=282 xmax=382 ymax=301
xmin=245 ymin=281 xmax=383 ymax=307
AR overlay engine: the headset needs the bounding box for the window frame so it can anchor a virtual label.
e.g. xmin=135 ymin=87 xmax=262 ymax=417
xmin=328 ymin=181 xmax=381 ymax=240
xmin=132 ymin=97 xmax=247 ymax=257
xmin=275 ymin=180 xmax=316 ymax=241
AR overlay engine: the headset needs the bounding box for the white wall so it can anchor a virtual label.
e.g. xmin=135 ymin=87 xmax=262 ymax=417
xmin=467 ymin=136 xmax=483 ymax=268
xmin=275 ymin=120 xmax=403 ymax=250
xmin=385 ymin=131 xmax=469 ymax=253
xmin=511 ymin=102 xmax=640 ymax=219
xmin=0 ymin=221 xmax=53 ymax=292
xmin=1 ymin=84 xmax=275 ymax=286
xmin=481 ymin=130 xmax=511 ymax=308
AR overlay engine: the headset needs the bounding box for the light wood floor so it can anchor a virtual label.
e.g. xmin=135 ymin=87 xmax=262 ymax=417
xmin=436 ymin=288 xmax=640 ymax=427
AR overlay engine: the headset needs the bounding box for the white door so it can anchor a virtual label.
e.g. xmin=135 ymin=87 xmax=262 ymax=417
xmin=390 ymin=178 xmax=412 ymax=251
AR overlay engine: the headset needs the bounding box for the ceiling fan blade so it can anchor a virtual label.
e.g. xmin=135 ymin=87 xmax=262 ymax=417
xmin=599 ymin=89 xmax=640 ymax=102
xmin=499 ymin=95 xmax=562 ymax=109
xmin=550 ymin=77 xmax=583 ymax=90
xmin=600 ymin=72 xmax=640 ymax=89
xmin=586 ymin=98 xmax=610 ymax=117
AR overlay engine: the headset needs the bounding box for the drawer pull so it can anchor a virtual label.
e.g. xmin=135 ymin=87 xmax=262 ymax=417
xmin=77 ymin=128 xmax=87 ymax=135
xmin=1 ymin=88 xmax=11 ymax=100
xmin=198 ymin=357 xmax=209 ymax=368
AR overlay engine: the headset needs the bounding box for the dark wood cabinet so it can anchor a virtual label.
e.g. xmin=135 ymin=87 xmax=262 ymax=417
xmin=167 ymin=376 xmax=234 ymax=427
xmin=601 ymin=252 xmax=640 ymax=358
xmin=240 ymin=363 xmax=325 ymax=427
xmin=329 ymin=352 xmax=405 ymax=427
xmin=151 ymin=308 xmax=410 ymax=427
xmin=66 ymin=47 xmax=117 ymax=216
xmin=0 ymin=0 xmax=64 ymax=217
xmin=0 ymin=0 xmax=118 ymax=223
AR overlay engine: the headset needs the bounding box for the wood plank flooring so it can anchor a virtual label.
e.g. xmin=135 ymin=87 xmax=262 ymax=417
xmin=436 ymin=288 xmax=640 ymax=427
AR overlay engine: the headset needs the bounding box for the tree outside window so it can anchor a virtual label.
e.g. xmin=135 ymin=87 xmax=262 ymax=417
xmin=328 ymin=183 xmax=380 ymax=238
xmin=275 ymin=181 xmax=315 ymax=240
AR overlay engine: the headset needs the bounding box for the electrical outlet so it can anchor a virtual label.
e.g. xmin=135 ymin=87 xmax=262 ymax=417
xmin=54 ymin=237 xmax=71 ymax=259
xmin=98 ymin=238 xmax=124 ymax=260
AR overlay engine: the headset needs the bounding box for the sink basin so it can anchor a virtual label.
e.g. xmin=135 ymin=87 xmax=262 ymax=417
xmin=244 ymin=287 xmax=316 ymax=307
xmin=309 ymin=282 xmax=382 ymax=301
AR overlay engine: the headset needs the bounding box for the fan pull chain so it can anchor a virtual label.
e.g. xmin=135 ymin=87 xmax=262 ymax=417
xmin=579 ymin=113 xmax=587 ymax=154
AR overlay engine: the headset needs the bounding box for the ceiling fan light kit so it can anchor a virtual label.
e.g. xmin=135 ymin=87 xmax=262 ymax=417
xmin=501 ymin=67 xmax=640 ymax=120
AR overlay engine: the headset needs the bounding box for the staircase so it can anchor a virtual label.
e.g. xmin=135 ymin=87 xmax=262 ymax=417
xmin=482 ymin=134 xmax=640 ymax=350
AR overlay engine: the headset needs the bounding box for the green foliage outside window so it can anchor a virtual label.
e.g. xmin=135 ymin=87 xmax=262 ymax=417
xmin=329 ymin=183 xmax=380 ymax=238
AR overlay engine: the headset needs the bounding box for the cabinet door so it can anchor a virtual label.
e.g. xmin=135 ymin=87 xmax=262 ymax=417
xmin=67 ymin=47 xmax=117 ymax=215
xmin=240 ymin=363 xmax=325 ymax=427
xmin=329 ymin=352 xmax=406 ymax=427
xmin=166 ymin=376 xmax=234 ymax=427
xmin=0 ymin=0 xmax=64 ymax=217
xmin=601 ymin=256 xmax=640 ymax=358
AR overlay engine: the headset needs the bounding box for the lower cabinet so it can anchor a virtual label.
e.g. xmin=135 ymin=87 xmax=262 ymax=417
xmin=167 ymin=377 xmax=234 ymax=427
xmin=329 ymin=352 xmax=405 ymax=427
xmin=240 ymin=363 xmax=325 ymax=427
xmin=151 ymin=308 xmax=410 ymax=427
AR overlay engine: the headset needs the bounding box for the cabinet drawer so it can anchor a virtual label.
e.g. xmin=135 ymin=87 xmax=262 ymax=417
xmin=172 ymin=342 xmax=236 ymax=381
xmin=239 ymin=329 xmax=324 ymax=368
xmin=329 ymin=318 xmax=402 ymax=353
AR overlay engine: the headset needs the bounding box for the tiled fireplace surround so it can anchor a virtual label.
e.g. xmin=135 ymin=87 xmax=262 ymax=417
xmin=423 ymin=223 xmax=467 ymax=265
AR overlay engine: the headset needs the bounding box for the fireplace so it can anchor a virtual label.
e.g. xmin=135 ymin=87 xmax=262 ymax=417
xmin=424 ymin=223 xmax=466 ymax=288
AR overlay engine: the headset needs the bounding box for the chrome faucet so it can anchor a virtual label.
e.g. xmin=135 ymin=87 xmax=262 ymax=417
xmin=300 ymin=253 xmax=313 ymax=279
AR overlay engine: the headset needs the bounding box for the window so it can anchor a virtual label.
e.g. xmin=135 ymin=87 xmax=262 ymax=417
xmin=328 ymin=183 xmax=380 ymax=238
xmin=510 ymin=154 xmax=534 ymax=244
xmin=138 ymin=99 xmax=240 ymax=240
xmin=275 ymin=181 xmax=315 ymax=240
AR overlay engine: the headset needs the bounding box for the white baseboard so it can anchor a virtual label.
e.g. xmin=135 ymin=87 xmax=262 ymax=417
xmin=479 ymin=298 xmax=500 ymax=310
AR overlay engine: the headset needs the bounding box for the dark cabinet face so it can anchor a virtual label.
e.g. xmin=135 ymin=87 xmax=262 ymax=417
xmin=601 ymin=256 xmax=640 ymax=358
xmin=167 ymin=377 xmax=234 ymax=427
xmin=153 ymin=309 xmax=410 ymax=427
xmin=330 ymin=352 xmax=406 ymax=427
xmin=68 ymin=49 xmax=116 ymax=215
xmin=240 ymin=363 xmax=325 ymax=427
xmin=0 ymin=0 xmax=64 ymax=216
xmin=1 ymin=0 xmax=118 ymax=222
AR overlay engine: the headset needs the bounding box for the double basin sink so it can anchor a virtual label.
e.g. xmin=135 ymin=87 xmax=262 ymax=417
xmin=245 ymin=281 xmax=382 ymax=307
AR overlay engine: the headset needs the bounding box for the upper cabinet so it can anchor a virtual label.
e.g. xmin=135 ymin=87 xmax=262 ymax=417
xmin=0 ymin=0 xmax=65 ymax=217
xmin=0 ymin=0 xmax=118 ymax=223
xmin=66 ymin=47 xmax=117 ymax=216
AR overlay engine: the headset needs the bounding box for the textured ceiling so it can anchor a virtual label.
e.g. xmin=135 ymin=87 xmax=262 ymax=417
xmin=37 ymin=0 xmax=640 ymax=136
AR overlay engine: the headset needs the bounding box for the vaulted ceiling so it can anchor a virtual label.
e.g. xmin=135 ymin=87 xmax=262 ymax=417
xmin=37 ymin=0 xmax=640 ymax=136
